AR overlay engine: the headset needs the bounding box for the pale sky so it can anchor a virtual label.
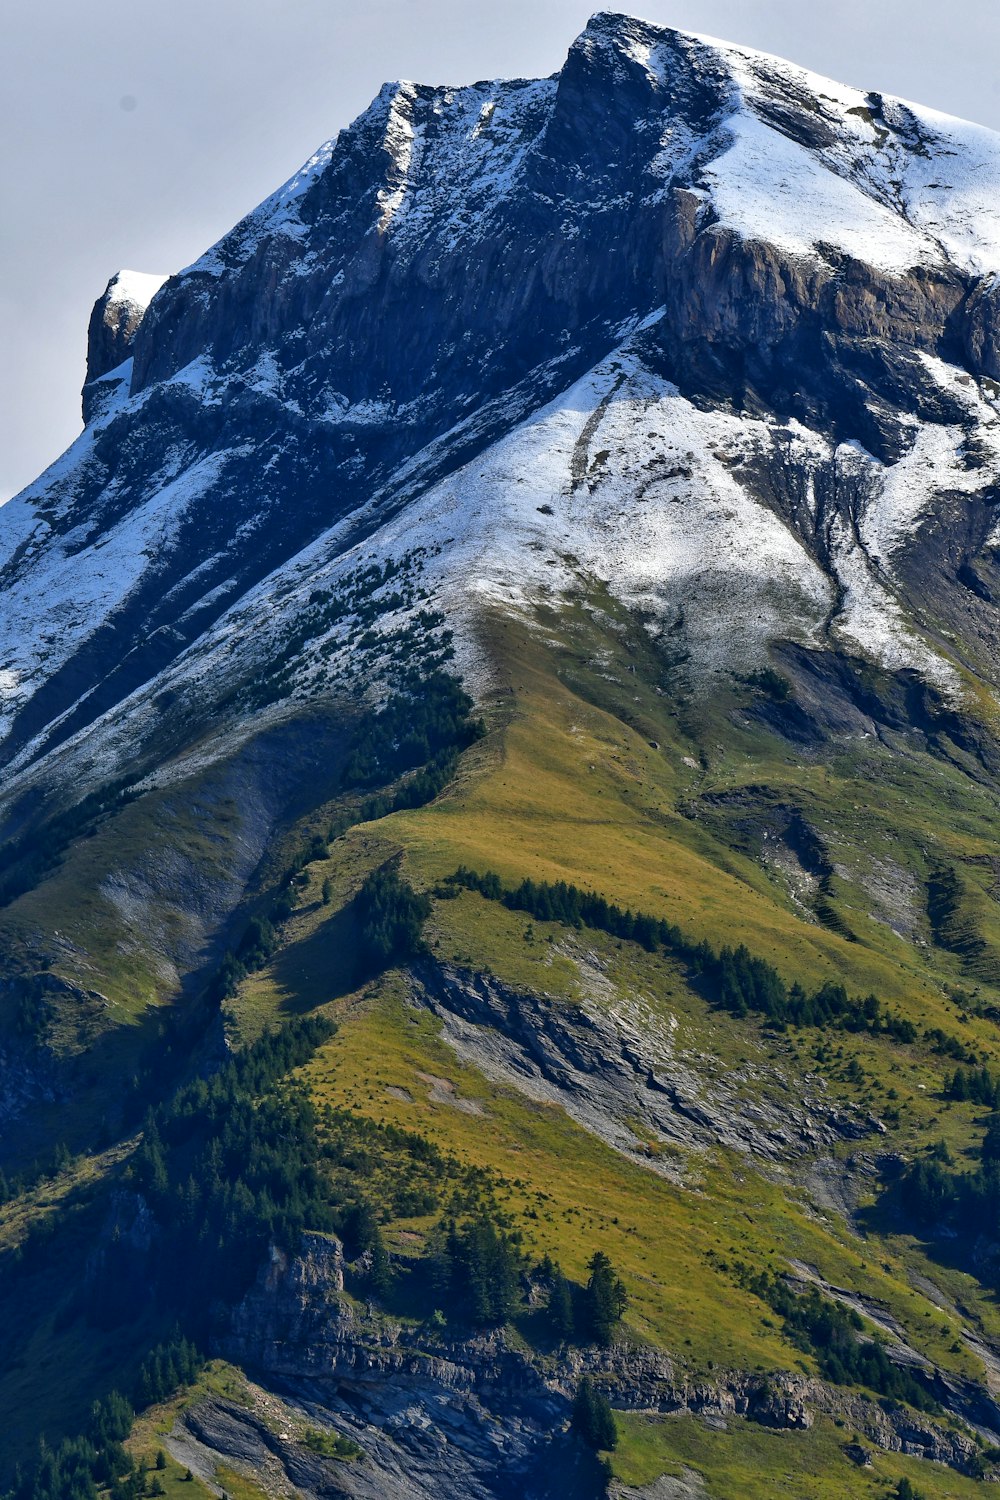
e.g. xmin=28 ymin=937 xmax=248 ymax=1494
xmin=3 ymin=0 xmax=1000 ymax=501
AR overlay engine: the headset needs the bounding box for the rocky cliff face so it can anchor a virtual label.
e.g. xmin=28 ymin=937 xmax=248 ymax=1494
xmin=413 ymin=961 xmax=885 ymax=1166
xmin=181 ymin=1231 xmax=982 ymax=1498
xmin=6 ymin=12 xmax=1000 ymax=818
xmin=83 ymin=270 xmax=169 ymax=421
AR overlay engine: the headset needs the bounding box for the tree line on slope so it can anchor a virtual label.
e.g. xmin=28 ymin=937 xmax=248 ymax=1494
xmin=0 ymin=779 xmax=139 ymax=911
xmin=115 ymin=999 xmax=632 ymax=1340
xmin=735 ymin=1266 xmax=937 ymax=1412
xmin=884 ymin=1064 xmax=1000 ymax=1296
xmin=443 ymin=867 xmax=917 ymax=1039
xmin=441 ymin=867 xmax=1000 ymax=1302
xmin=897 ymin=1135 xmax=1000 ymax=1257
xmin=12 ymin=993 xmax=630 ymax=1497
xmin=11 ymin=1338 xmax=201 ymax=1500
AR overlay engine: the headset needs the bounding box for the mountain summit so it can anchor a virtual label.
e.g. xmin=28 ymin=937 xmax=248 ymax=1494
xmin=6 ymin=15 xmax=1000 ymax=1500
xmin=6 ymin=11 xmax=1000 ymax=798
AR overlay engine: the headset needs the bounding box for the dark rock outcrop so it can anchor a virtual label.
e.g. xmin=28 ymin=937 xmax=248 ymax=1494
xmin=82 ymin=270 xmax=167 ymax=422
xmin=205 ymin=1231 xmax=984 ymax=1496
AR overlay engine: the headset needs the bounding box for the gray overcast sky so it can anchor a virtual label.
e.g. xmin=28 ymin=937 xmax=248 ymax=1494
xmin=3 ymin=0 xmax=1000 ymax=501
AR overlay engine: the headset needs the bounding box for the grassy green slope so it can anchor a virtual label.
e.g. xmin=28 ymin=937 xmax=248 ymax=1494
xmin=6 ymin=591 xmax=1000 ymax=1495
xmin=209 ymin=600 xmax=1000 ymax=1494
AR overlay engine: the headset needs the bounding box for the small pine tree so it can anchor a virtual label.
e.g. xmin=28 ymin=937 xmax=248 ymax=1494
xmin=155 ymin=1449 xmax=167 ymax=1470
xmin=583 ymin=1251 xmax=627 ymax=1346
xmin=549 ymin=1272 xmax=575 ymax=1341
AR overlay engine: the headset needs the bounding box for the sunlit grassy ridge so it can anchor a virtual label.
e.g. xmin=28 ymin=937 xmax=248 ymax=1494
xmin=295 ymin=985 xmax=986 ymax=1380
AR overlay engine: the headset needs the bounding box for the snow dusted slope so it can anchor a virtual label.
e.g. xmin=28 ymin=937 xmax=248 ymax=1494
xmin=6 ymin=11 xmax=1000 ymax=804
xmin=691 ymin=31 xmax=1000 ymax=276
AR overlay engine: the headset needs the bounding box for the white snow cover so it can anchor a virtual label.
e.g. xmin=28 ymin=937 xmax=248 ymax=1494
xmin=105 ymin=269 xmax=169 ymax=317
xmin=696 ymin=28 xmax=1000 ymax=277
xmin=0 ymin=311 xmax=972 ymax=802
xmin=176 ymin=66 xmax=555 ymax=286
xmin=11 ymin=12 xmax=1000 ymax=798
xmin=702 ymin=111 xmax=935 ymax=274
xmin=376 ymin=81 xmax=419 ymax=232
xmin=0 ymin=445 xmax=240 ymax=743
xmin=163 ymin=13 xmax=1000 ymax=303
xmin=859 ymin=356 xmax=1000 ymax=566
xmin=69 ymin=325 xmax=961 ymax=733
xmin=364 ymin=343 xmax=958 ymax=696
xmin=372 ymin=75 xmax=556 ymax=255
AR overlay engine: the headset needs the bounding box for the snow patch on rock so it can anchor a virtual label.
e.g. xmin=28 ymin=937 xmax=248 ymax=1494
xmin=105 ymin=269 xmax=170 ymax=320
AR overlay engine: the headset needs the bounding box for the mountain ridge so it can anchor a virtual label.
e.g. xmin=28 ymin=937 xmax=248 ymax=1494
xmin=7 ymin=9 xmax=1000 ymax=818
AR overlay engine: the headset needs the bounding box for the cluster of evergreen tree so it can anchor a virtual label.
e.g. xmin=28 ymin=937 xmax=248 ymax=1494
xmin=207 ymin=671 xmax=481 ymax=1006
xmin=540 ymin=1252 xmax=628 ymax=1346
xmin=0 ymin=778 xmax=138 ymax=910
xmin=0 ymin=1140 xmax=73 ymax=1209
xmin=16 ymin=1337 xmax=204 ymax=1496
xmin=244 ymin=551 xmax=448 ymax=709
xmin=354 ymin=862 xmax=432 ymax=971
xmin=433 ymin=1216 xmax=524 ymax=1326
xmin=118 ymin=1012 xmax=524 ymax=1330
xmin=571 ymin=1376 xmax=618 ymax=1450
xmin=446 ymin=868 xmax=912 ymax=1038
xmin=320 ymin=1107 xmax=444 ymax=1220
xmin=341 ymin=672 xmax=484 ymax=791
xmin=15 ymin=1393 xmax=135 ymax=1500
xmin=335 ymin=672 xmax=485 ymax=825
xmin=924 ymin=1027 xmax=979 ymax=1065
xmin=120 ymin=1016 xmax=336 ymax=1325
xmin=897 ymin=1132 xmax=1000 ymax=1254
xmin=12 ymin=1001 xmax=635 ymax=1493
xmin=581 ymin=1252 xmax=628 ymax=1345
xmin=894 ymin=1480 xmax=925 ymax=1500
xmin=740 ymin=1268 xmax=937 ymax=1411
xmin=946 ymin=1063 xmax=1000 ymax=1106
xmin=135 ymin=1336 xmax=202 ymax=1409
xmin=15 ymin=1026 xmax=487 ymax=1497
xmin=209 ymin=913 xmax=281 ymax=1004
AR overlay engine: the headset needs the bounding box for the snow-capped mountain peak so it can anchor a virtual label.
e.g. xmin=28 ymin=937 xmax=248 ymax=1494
xmin=6 ymin=11 xmax=1000 ymax=807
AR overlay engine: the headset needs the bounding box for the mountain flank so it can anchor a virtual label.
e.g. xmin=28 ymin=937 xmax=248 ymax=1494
xmin=6 ymin=13 xmax=1000 ymax=1500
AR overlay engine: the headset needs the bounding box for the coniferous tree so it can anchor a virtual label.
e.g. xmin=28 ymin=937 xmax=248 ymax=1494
xmin=571 ymin=1376 xmax=617 ymax=1450
xmin=583 ymin=1251 xmax=627 ymax=1345
xmin=368 ymin=1225 xmax=395 ymax=1297
xmin=549 ymin=1271 xmax=576 ymax=1341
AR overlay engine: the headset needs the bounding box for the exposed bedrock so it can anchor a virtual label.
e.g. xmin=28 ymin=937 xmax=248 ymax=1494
xmin=411 ymin=961 xmax=884 ymax=1167
xmin=203 ymin=1231 xmax=986 ymax=1497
